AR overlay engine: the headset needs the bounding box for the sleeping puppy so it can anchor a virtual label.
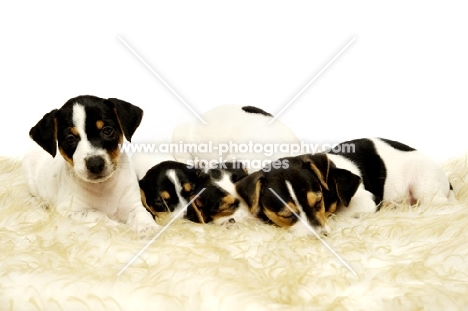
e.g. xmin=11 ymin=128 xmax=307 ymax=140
xmin=172 ymin=105 xmax=300 ymax=170
xmin=236 ymin=138 xmax=455 ymax=235
xmin=22 ymin=95 xmax=159 ymax=233
xmin=139 ymin=160 xmax=251 ymax=225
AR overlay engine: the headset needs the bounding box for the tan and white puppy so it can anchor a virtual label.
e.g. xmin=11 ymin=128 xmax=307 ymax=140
xmin=22 ymin=95 xmax=160 ymax=233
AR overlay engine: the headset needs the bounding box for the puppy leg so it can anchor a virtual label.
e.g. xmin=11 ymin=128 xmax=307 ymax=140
xmin=289 ymin=221 xmax=330 ymax=237
xmin=63 ymin=207 xmax=120 ymax=227
xmin=338 ymin=188 xmax=377 ymax=215
xmin=125 ymin=204 xmax=161 ymax=233
xmin=409 ymin=162 xmax=456 ymax=206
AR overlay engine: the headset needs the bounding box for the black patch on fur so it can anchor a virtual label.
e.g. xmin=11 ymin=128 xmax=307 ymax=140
xmin=29 ymin=109 xmax=59 ymax=157
xmin=241 ymin=106 xmax=272 ymax=117
xmin=53 ymin=96 xmax=123 ymax=159
xmin=30 ymin=95 xmax=143 ymax=160
xmin=379 ymin=138 xmax=416 ymax=152
xmin=329 ymin=138 xmax=386 ymax=206
xmin=209 ymin=162 xmax=248 ymax=183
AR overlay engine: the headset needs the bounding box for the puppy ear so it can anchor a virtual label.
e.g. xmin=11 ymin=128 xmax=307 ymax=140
xmin=190 ymin=197 xmax=206 ymax=224
xmin=330 ymin=168 xmax=361 ymax=207
xmin=235 ymin=170 xmax=264 ymax=215
xmin=29 ymin=109 xmax=58 ymax=157
xmin=107 ymin=98 xmax=143 ymax=142
xmin=299 ymin=153 xmax=331 ymax=190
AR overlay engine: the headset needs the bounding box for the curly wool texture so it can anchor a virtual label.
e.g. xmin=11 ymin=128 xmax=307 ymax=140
xmin=1 ymin=156 xmax=468 ymax=310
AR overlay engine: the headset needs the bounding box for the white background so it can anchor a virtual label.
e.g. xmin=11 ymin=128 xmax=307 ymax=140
xmin=1 ymin=1 xmax=467 ymax=162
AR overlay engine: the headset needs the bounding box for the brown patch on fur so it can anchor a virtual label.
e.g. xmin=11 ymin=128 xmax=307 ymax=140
xmin=264 ymin=202 xmax=299 ymax=228
xmin=160 ymin=191 xmax=170 ymax=200
xmin=96 ymin=120 xmax=104 ymax=130
xmin=221 ymin=195 xmax=236 ymax=207
xmin=58 ymin=146 xmax=74 ymax=166
xmin=310 ymin=162 xmax=330 ymax=191
xmin=211 ymin=195 xmax=239 ymax=221
xmin=307 ymin=191 xmax=321 ymax=207
xmin=154 ymin=211 xmax=170 ymax=220
xmin=248 ymin=180 xmax=262 ymax=215
xmin=183 ymin=183 xmax=192 ymax=192
xmin=108 ymin=135 xmax=123 ymax=168
xmin=191 ymin=198 xmax=206 ymax=224
xmin=325 ymin=202 xmax=337 ymax=217
xmin=70 ymin=127 xmax=79 ymax=136
xmin=314 ymin=197 xmax=327 ymax=227
xmin=140 ymin=189 xmax=157 ymax=217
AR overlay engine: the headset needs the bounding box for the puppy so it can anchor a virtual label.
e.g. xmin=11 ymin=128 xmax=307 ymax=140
xmin=236 ymin=138 xmax=455 ymax=235
xmin=172 ymin=105 xmax=300 ymax=170
xmin=22 ymin=95 xmax=159 ymax=233
xmin=139 ymin=160 xmax=251 ymax=225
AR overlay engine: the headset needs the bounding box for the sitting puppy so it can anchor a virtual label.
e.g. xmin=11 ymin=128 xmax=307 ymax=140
xmin=22 ymin=95 xmax=159 ymax=233
xmin=172 ymin=105 xmax=300 ymax=171
xmin=139 ymin=161 xmax=251 ymax=225
xmin=236 ymin=138 xmax=455 ymax=235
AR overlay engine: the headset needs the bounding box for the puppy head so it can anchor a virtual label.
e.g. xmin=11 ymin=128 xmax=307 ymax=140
xmin=186 ymin=162 xmax=250 ymax=225
xmin=139 ymin=161 xmax=199 ymax=219
xmin=29 ymin=95 xmax=143 ymax=182
xmin=236 ymin=154 xmax=361 ymax=232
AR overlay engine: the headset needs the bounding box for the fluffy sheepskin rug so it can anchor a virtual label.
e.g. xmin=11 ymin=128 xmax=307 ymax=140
xmin=1 ymin=155 xmax=468 ymax=310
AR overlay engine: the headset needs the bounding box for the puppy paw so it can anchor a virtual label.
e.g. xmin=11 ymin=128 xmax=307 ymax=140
xmin=130 ymin=211 xmax=161 ymax=235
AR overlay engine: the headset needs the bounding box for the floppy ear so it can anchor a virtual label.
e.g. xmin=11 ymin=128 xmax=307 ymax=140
xmin=190 ymin=198 xmax=206 ymax=224
xmin=107 ymin=98 xmax=143 ymax=142
xmin=29 ymin=109 xmax=58 ymax=157
xmin=235 ymin=170 xmax=264 ymax=216
xmin=299 ymin=153 xmax=331 ymax=190
xmin=330 ymin=168 xmax=361 ymax=207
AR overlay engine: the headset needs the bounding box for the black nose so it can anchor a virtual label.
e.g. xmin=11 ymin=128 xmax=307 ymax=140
xmin=86 ymin=156 xmax=105 ymax=174
xmin=228 ymin=218 xmax=236 ymax=224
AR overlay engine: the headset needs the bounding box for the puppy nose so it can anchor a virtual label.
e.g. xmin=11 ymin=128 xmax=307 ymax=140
xmin=86 ymin=156 xmax=105 ymax=174
xmin=228 ymin=218 xmax=236 ymax=224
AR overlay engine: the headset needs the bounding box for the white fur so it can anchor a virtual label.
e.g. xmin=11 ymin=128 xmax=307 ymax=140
xmin=172 ymin=105 xmax=300 ymax=172
xmin=328 ymin=138 xmax=455 ymax=215
xmin=165 ymin=169 xmax=189 ymax=218
xmin=22 ymin=105 xmax=159 ymax=234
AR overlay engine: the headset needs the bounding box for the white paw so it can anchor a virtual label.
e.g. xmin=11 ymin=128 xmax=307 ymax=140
xmin=129 ymin=211 xmax=161 ymax=234
xmin=289 ymin=221 xmax=325 ymax=237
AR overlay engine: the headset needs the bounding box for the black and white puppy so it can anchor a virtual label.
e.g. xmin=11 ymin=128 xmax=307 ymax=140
xmin=172 ymin=104 xmax=300 ymax=169
xmin=237 ymin=138 xmax=455 ymax=235
xmin=139 ymin=161 xmax=251 ymax=225
xmin=22 ymin=95 xmax=159 ymax=233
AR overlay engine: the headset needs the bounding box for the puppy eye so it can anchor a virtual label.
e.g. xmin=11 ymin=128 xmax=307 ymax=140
xmin=101 ymin=126 xmax=114 ymax=137
xmin=65 ymin=134 xmax=77 ymax=146
xmin=281 ymin=213 xmax=295 ymax=219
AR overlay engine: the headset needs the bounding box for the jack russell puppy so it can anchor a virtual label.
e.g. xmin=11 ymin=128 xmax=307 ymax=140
xmin=172 ymin=104 xmax=300 ymax=171
xmin=22 ymin=95 xmax=160 ymax=233
xmin=236 ymin=138 xmax=455 ymax=235
xmin=139 ymin=160 xmax=251 ymax=225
